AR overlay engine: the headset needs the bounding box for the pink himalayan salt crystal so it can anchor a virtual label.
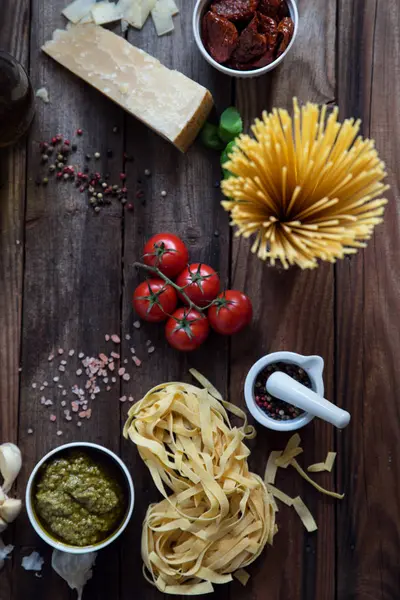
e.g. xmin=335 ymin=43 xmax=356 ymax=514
xmin=119 ymin=396 xmax=127 ymax=403
xmin=122 ymin=373 xmax=131 ymax=381
xmin=118 ymin=367 xmax=125 ymax=376
xmin=111 ymin=334 xmax=121 ymax=343
xmin=50 ymin=414 xmax=57 ymax=422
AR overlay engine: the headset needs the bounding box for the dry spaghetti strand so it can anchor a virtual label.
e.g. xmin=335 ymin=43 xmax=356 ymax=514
xmin=221 ymin=98 xmax=389 ymax=269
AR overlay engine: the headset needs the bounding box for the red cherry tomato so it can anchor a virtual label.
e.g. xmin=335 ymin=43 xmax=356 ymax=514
xmin=208 ymin=290 xmax=253 ymax=335
xmin=143 ymin=233 xmax=189 ymax=278
xmin=165 ymin=308 xmax=210 ymax=351
xmin=175 ymin=263 xmax=220 ymax=307
xmin=133 ymin=279 xmax=177 ymax=322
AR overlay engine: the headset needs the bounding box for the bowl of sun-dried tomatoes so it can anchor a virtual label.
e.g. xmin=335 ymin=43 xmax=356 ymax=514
xmin=193 ymin=0 xmax=298 ymax=77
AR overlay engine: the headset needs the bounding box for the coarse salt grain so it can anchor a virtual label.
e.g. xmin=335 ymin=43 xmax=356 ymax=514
xmin=62 ymin=390 xmax=67 ymax=396
xmin=111 ymin=352 xmax=120 ymax=359
xmin=106 ymin=386 xmax=111 ymax=391
xmin=133 ymin=356 xmax=142 ymax=367
xmin=111 ymin=377 xmax=117 ymax=383
xmin=103 ymin=377 xmax=109 ymax=383
xmin=61 ymin=360 xmax=67 ymax=365
xmin=48 ymin=354 xmax=54 ymax=361
xmin=122 ymin=373 xmax=131 ymax=381
xmin=40 ymin=396 xmax=46 ymax=405
xmin=58 ymin=348 xmax=64 ymax=355
xmin=50 ymin=415 xmax=57 ymax=422
xmin=58 ymin=384 xmax=63 ymax=389
xmin=125 ymin=334 xmax=131 ymax=340
xmin=53 ymin=376 xmax=60 ymax=382
xmin=45 ymin=399 xmax=53 ymax=406
xmin=27 ymin=428 xmax=33 ymax=434
xmin=118 ymin=367 xmax=125 ymax=376
xmin=40 ymin=386 xmax=44 ymax=391
xmin=128 ymin=396 xmax=134 ymax=402
xmin=77 ymin=421 xmax=82 ymax=427
xmin=56 ymin=430 xmax=63 ymax=436
xmin=130 ymin=347 xmax=135 ymax=354
xmin=111 ymin=334 xmax=121 ymax=343
xmin=43 ymin=381 xmax=48 ymax=386
xmin=133 ymin=321 xmax=141 ymax=329
xmin=105 ymin=334 xmax=110 ymax=341
xmin=148 ymin=346 xmax=155 ymax=354
xmin=108 ymin=362 xmax=115 ymax=372
xmin=76 ymin=369 xmax=82 ymax=376
xmin=146 ymin=340 xmax=152 ymax=347
xmin=32 ymin=383 xmax=37 ymax=389
xmin=99 ymin=353 xmax=108 ymax=363
xmin=59 ymin=366 xmax=65 ymax=372
xmin=61 ymin=400 xmax=66 ymax=407
xmin=78 ymin=352 xmax=84 ymax=359
xmin=68 ymin=349 xmax=75 ymax=356
xmin=119 ymin=396 xmax=127 ymax=403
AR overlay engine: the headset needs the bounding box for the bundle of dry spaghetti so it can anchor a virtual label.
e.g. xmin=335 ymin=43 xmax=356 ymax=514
xmin=221 ymin=98 xmax=389 ymax=269
xmin=123 ymin=370 xmax=276 ymax=595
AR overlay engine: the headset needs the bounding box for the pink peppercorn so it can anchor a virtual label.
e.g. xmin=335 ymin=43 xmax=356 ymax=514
xmin=76 ymin=128 xmax=83 ymax=136
xmin=56 ymin=172 xmax=62 ymax=179
xmin=64 ymin=139 xmax=70 ymax=146
xmin=127 ymin=203 xmax=134 ymax=211
xmin=121 ymin=187 xmax=128 ymax=194
xmin=120 ymin=173 xmax=126 ymax=180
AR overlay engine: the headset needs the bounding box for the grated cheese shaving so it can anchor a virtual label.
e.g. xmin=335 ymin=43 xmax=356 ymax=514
xmin=124 ymin=375 xmax=277 ymax=594
xmin=62 ymin=0 xmax=94 ymax=23
xmin=292 ymin=497 xmax=318 ymax=533
xmin=151 ymin=0 xmax=174 ymax=36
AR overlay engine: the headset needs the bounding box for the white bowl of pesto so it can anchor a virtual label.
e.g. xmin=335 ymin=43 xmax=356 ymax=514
xmin=26 ymin=442 xmax=134 ymax=554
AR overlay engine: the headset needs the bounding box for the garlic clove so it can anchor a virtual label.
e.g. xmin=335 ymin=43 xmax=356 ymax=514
xmin=0 ymin=518 xmax=7 ymax=533
xmin=0 ymin=487 xmax=5 ymax=505
xmin=0 ymin=443 xmax=22 ymax=494
xmin=0 ymin=498 xmax=22 ymax=523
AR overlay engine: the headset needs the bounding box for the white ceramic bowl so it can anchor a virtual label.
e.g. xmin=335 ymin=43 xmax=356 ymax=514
xmin=26 ymin=442 xmax=134 ymax=554
xmin=193 ymin=0 xmax=299 ymax=78
xmin=244 ymin=351 xmax=324 ymax=431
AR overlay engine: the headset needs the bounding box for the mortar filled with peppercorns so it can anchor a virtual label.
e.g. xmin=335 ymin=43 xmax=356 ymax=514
xmin=244 ymin=352 xmax=351 ymax=431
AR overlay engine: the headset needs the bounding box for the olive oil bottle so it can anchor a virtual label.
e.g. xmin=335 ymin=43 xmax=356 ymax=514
xmin=0 ymin=50 xmax=35 ymax=148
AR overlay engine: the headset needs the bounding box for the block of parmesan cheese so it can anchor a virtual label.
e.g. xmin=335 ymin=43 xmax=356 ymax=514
xmin=42 ymin=24 xmax=213 ymax=152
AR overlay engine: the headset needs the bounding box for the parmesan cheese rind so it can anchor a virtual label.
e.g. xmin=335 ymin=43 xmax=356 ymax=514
xmin=42 ymin=24 xmax=213 ymax=152
xmin=124 ymin=379 xmax=277 ymax=594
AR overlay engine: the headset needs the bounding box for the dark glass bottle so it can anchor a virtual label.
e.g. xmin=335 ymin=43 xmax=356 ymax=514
xmin=0 ymin=50 xmax=35 ymax=148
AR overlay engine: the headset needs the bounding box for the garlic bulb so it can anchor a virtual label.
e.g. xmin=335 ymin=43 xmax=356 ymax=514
xmin=0 ymin=498 xmax=22 ymax=523
xmin=0 ymin=443 xmax=22 ymax=493
xmin=0 ymin=487 xmax=5 ymax=504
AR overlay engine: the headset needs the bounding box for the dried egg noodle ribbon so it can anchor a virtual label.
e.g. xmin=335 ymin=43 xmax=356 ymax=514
xmin=124 ymin=377 xmax=276 ymax=595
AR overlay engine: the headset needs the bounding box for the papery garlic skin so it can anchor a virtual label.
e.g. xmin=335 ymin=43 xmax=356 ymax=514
xmin=0 ymin=443 xmax=22 ymax=494
xmin=0 ymin=518 xmax=7 ymax=533
xmin=0 ymin=498 xmax=22 ymax=523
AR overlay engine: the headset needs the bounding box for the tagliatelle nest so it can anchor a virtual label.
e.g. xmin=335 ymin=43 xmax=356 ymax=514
xmin=221 ymin=98 xmax=389 ymax=269
xmin=123 ymin=371 xmax=276 ymax=595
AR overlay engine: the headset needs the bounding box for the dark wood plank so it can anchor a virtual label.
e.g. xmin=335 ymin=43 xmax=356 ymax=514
xmin=12 ymin=3 xmax=125 ymax=599
xmin=230 ymin=1 xmax=337 ymax=599
xmin=119 ymin=3 xmax=232 ymax=599
xmin=0 ymin=3 xmax=30 ymax=599
xmin=336 ymin=1 xmax=400 ymax=598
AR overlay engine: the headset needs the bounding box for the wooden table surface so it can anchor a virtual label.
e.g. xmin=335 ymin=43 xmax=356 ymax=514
xmin=1 ymin=1 xmax=399 ymax=599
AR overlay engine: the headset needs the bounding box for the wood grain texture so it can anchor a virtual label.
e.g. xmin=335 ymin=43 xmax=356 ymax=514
xmin=12 ymin=2 xmax=124 ymax=599
xmin=230 ymin=1 xmax=337 ymax=599
xmin=119 ymin=4 xmax=232 ymax=599
xmin=0 ymin=3 xmax=30 ymax=599
xmin=336 ymin=1 xmax=400 ymax=599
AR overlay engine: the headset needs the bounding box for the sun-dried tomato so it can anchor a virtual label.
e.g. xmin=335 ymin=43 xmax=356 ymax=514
xmin=228 ymin=47 xmax=275 ymax=70
xmin=276 ymin=16 xmax=294 ymax=56
xmin=258 ymin=0 xmax=282 ymax=19
xmin=257 ymin=13 xmax=278 ymax=50
xmin=211 ymin=0 xmax=259 ymax=22
xmin=203 ymin=11 xmax=239 ymax=63
xmin=230 ymin=14 xmax=267 ymax=63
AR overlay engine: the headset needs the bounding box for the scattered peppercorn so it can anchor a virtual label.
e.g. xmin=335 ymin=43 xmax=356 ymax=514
xmin=144 ymin=169 xmax=151 ymax=176
xmin=42 ymin=177 xmax=49 ymax=185
xmin=57 ymin=154 xmax=64 ymax=161
xmin=71 ymin=143 xmax=78 ymax=152
xmin=85 ymin=154 xmax=91 ymax=160
xmin=97 ymin=193 xmax=103 ymax=199
xmin=64 ymin=139 xmax=70 ymax=146
xmin=94 ymin=206 xmax=101 ymax=213
xmin=57 ymin=162 xmax=64 ymax=169
xmin=127 ymin=203 xmax=134 ymax=211
xmin=63 ymin=173 xmax=69 ymax=180
xmin=76 ymin=128 xmax=83 ymax=136
xmin=94 ymin=152 xmax=101 ymax=159
xmin=254 ymin=362 xmax=310 ymax=421
xmin=41 ymin=154 xmax=49 ymax=162
xmin=161 ymin=190 xmax=167 ymax=197
xmin=120 ymin=173 xmax=126 ymax=181
xmin=49 ymin=164 xmax=56 ymax=172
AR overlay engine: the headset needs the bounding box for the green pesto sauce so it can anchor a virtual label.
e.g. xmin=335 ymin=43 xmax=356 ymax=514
xmin=35 ymin=452 xmax=125 ymax=547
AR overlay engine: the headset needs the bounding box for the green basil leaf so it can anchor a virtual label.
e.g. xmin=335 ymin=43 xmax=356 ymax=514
xmin=200 ymin=123 xmax=225 ymax=150
xmin=218 ymin=107 xmax=243 ymax=143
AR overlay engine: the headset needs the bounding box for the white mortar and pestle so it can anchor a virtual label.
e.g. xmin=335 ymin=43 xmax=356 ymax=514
xmin=244 ymin=351 xmax=351 ymax=432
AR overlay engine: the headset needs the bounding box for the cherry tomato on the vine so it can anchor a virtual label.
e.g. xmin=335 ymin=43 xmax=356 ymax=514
xmin=165 ymin=307 xmax=209 ymax=351
xmin=143 ymin=233 xmax=189 ymax=278
xmin=133 ymin=279 xmax=177 ymax=323
xmin=175 ymin=263 xmax=220 ymax=307
xmin=208 ymin=290 xmax=253 ymax=335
